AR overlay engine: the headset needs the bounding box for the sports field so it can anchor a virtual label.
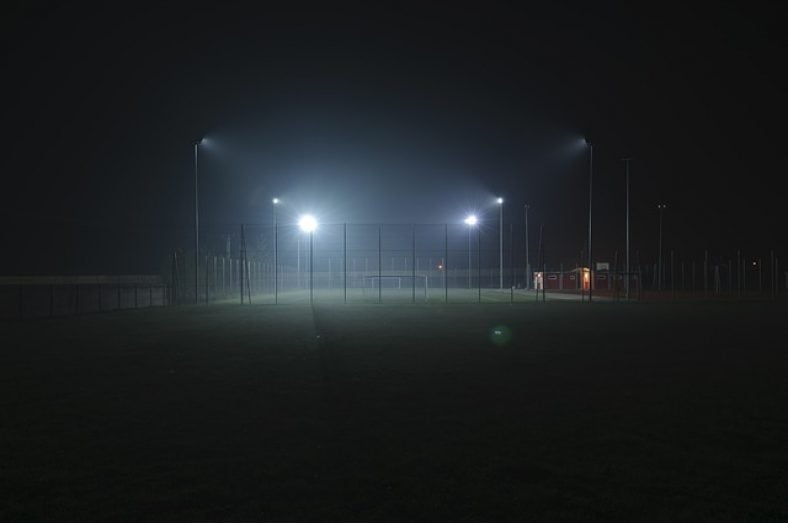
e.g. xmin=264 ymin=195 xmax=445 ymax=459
xmin=3 ymin=301 xmax=787 ymax=520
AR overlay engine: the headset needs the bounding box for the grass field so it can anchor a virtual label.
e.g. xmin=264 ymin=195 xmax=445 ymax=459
xmin=3 ymin=301 xmax=787 ymax=520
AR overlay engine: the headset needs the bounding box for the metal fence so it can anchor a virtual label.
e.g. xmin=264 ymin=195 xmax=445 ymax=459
xmin=170 ymin=223 xmax=785 ymax=305
xmin=4 ymin=221 xmax=782 ymax=314
xmin=1 ymin=276 xmax=169 ymax=320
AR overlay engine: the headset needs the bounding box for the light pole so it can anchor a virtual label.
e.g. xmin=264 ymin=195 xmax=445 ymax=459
xmin=586 ymin=139 xmax=594 ymax=302
xmin=464 ymin=214 xmax=478 ymax=289
xmin=622 ymin=159 xmax=631 ymax=298
xmin=298 ymin=214 xmax=318 ymax=303
xmin=657 ymin=203 xmax=667 ymax=291
xmin=497 ymin=197 xmax=504 ymax=289
xmin=524 ymin=203 xmax=530 ymax=290
xmin=193 ymin=138 xmax=205 ymax=304
xmin=272 ymin=198 xmax=279 ymax=304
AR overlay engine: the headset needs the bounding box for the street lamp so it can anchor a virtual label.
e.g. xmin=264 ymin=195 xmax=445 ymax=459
xmin=192 ymin=137 xmax=206 ymax=304
xmin=298 ymin=214 xmax=318 ymax=303
xmin=464 ymin=214 xmax=478 ymax=289
xmin=272 ymin=198 xmax=280 ymax=228
xmin=585 ymin=138 xmax=594 ymax=302
xmin=496 ymin=197 xmax=504 ymax=289
xmin=657 ymin=203 xmax=667 ymax=291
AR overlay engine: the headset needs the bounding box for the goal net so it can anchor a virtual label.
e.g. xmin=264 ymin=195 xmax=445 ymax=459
xmin=361 ymin=275 xmax=429 ymax=300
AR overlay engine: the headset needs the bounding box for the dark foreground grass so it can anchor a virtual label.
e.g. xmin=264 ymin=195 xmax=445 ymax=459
xmin=2 ymin=302 xmax=787 ymax=521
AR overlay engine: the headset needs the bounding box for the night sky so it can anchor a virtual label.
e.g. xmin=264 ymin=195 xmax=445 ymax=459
xmin=2 ymin=3 xmax=786 ymax=273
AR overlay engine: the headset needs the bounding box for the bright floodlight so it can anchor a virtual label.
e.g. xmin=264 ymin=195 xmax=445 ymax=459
xmin=464 ymin=214 xmax=478 ymax=226
xmin=272 ymin=197 xmax=280 ymax=204
xmin=496 ymin=197 xmax=504 ymax=204
xmin=298 ymin=214 xmax=318 ymax=232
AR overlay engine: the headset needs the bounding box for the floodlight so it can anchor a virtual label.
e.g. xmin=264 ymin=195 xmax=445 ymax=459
xmin=272 ymin=197 xmax=280 ymax=204
xmin=464 ymin=214 xmax=478 ymax=226
xmin=298 ymin=214 xmax=318 ymax=232
xmin=496 ymin=197 xmax=504 ymax=204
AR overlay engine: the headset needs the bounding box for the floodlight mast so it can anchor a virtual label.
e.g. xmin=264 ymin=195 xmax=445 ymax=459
xmin=497 ymin=197 xmax=504 ymax=289
xmin=585 ymin=139 xmax=593 ymax=302
xmin=273 ymin=198 xmax=280 ymax=304
xmin=193 ymin=138 xmax=206 ymax=304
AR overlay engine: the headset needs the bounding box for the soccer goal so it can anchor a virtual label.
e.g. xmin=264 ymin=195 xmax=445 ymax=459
xmin=362 ymin=275 xmax=429 ymax=301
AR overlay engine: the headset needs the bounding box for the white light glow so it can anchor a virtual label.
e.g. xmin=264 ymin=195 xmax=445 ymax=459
xmin=272 ymin=198 xmax=280 ymax=204
xmin=496 ymin=197 xmax=504 ymax=204
xmin=298 ymin=214 xmax=318 ymax=232
xmin=464 ymin=214 xmax=478 ymax=226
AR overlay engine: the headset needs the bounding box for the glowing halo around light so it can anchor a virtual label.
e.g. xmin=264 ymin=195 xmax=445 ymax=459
xmin=298 ymin=214 xmax=318 ymax=232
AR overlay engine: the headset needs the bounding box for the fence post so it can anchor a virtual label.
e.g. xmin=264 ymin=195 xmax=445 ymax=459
xmin=510 ymin=223 xmax=514 ymax=303
xmin=758 ymin=257 xmax=762 ymax=294
xmin=170 ymin=252 xmax=176 ymax=305
xmin=692 ymin=260 xmax=696 ymax=297
xmin=240 ymin=225 xmax=246 ymax=304
xmin=477 ymin=225 xmax=481 ymax=303
xmin=703 ymin=251 xmax=708 ymax=299
xmin=771 ymin=251 xmax=775 ymax=299
xmin=444 ymin=224 xmax=448 ymax=303
xmin=378 ymin=225 xmax=382 ymax=304
xmin=411 ymin=224 xmax=416 ymax=303
xmin=728 ymin=259 xmax=733 ymax=295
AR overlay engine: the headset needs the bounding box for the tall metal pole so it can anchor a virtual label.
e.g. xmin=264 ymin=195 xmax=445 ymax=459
xmin=412 ymin=224 xmax=416 ymax=303
xmin=524 ymin=204 xmax=530 ymax=290
xmin=344 ymin=223 xmax=347 ymax=304
xmin=478 ymin=225 xmax=482 ymax=303
xmin=297 ymin=238 xmax=301 ymax=289
xmin=309 ymin=231 xmax=314 ymax=304
xmin=444 ymin=224 xmax=448 ymax=303
xmin=510 ymin=223 xmax=514 ymax=302
xmin=378 ymin=226 xmax=382 ymax=304
xmin=468 ymin=228 xmax=472 ymax=289
xmin=623 ymin=158 xmax=631 ymax=299
xmin=273 ymin=202 xmax=278 ymax=305
xmin=587 ymin=142 xmax=594 ymax=302
xmin=499 ymin=200 xmax=504 ymax=289
xmin=193 ymin=141 xmax=200 ymax=303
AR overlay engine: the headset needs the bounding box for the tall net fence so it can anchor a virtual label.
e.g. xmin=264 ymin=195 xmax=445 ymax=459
xmin=181 ymin=223 xmax=787 ymax=305
xmin=1 ymin=220 xmax=785 ymax=317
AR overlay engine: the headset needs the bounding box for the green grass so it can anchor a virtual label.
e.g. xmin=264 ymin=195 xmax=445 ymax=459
xmin=2 ymin=301 xmax=787 ymax=521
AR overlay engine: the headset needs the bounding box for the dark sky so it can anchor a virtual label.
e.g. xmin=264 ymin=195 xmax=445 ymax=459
xmin=2 ymin=3 xmax=786 ymax=272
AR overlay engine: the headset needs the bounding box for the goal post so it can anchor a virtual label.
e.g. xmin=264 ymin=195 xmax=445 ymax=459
xmin=361 ymin=275 xmax=429 ymax=301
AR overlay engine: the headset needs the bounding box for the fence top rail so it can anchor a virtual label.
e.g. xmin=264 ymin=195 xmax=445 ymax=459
xmin=0 ymin=275 xmax=163 ymax=286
